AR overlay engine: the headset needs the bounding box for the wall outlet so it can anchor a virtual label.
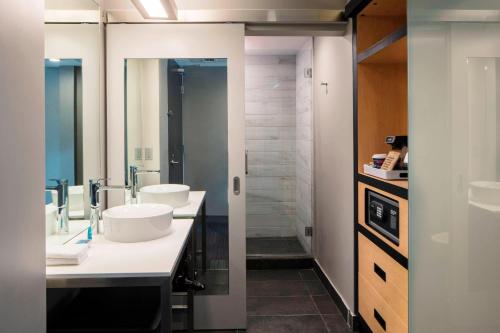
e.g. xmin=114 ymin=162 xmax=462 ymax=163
xmin=144 ymin=147 xmax=153 ymax=161
xmin=134 ymin=148 xmax=142 ymax=161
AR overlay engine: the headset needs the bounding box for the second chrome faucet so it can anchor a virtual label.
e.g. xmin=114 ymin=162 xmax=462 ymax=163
xmin=88 ymin=178 xmax=130 ymax=237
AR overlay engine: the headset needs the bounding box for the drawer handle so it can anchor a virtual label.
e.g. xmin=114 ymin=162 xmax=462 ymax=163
xmin=374 ymin=263 xmax=386 ymax=282
xmin=374 ymin=308 xmax=387 ymax=331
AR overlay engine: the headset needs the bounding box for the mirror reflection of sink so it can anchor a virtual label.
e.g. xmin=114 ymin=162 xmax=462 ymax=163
xmin=45 ymin=204 xmax=58 ymax=236
xmin=51 ymin=185 xmax=85 ymax=218
xmin=469 ymin=181 xmax=500 ymax=207
xmin=139 ymin=184 xmax=190 ymax=208
xmin=102 ymin=203 xmax=173 ymax=243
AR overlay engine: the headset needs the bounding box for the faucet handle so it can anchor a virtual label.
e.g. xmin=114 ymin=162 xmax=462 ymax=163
xmin=90 ymin=177 xmax=110 ymax=185
xmin=49 ymin=178 xmax=68 ymax=185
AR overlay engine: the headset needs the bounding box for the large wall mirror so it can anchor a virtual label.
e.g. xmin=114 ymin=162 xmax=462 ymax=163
xmin=124 ymin=58 xmax=229 ymax=295
xmin=44 ymin=13 xmax=104 ymax=245
xmin=45 ymin=58 xmax=86 ymax=238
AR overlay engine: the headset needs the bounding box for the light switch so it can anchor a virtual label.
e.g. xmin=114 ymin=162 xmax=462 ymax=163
xmin=134 ymin=148 xmax=142 ymax=161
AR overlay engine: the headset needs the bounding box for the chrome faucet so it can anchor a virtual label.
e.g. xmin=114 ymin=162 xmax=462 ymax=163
xmin=89 ymin=178 xmax=131 ymax=236
xmin=129 ymin=165 xmax=160 ymax=204
xmin=46 ymin=178 xmax=69 ymax=234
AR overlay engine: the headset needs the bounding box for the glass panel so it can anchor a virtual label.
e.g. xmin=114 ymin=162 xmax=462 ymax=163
xmin=408 ymin=2 xmax=500 ymax=331
xmin=244 ymin=37 xmax=314 ymax=257
xmin=124 ymin=58 xmax=229 ymax=295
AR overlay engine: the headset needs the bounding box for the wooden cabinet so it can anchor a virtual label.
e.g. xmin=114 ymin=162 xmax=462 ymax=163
xmin=358 ymin=233 xmax=407 ymax=323
xmin=346 ymin=0 xmax=409 ymax=332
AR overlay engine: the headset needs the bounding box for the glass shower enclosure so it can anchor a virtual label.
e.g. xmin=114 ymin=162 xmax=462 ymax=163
xmin=244 ymin=37 xmax=314 ymax=258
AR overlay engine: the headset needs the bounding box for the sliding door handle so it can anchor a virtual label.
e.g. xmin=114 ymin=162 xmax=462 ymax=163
xmin=233 ymin=177 xmax=240 ymax=195
xmin=245 ymin=150 xmax=248 ymax=175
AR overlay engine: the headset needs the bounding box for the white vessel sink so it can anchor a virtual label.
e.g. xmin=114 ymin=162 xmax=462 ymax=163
xmin=469 ymin=181 xmax=500 ymax=206
xmin=102 ymin=204 xmax=173 ymax=243
xmin=139 ymin=184 xmax=190 ymax=208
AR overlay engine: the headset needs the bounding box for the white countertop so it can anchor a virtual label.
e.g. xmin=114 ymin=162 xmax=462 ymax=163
xmin=173 ymin=191 xmax=206 ymax=218
xmin=46 ymin=219 xmax=194 ymax=279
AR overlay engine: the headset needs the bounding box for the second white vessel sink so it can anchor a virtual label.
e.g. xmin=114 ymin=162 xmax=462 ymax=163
xmin=469 ymin=181 xmax=500 ymax=206
xmin=102 ymin=204 xmax=173 ymax=243
xmin=139 ymin=184 xmax=190 ymax=208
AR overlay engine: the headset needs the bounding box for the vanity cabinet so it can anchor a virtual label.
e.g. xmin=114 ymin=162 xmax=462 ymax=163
xmin=345 ymin=0 xmax=409 ymax=332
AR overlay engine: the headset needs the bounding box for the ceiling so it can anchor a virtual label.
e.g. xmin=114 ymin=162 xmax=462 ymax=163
xmin=99 ymin=0 xmax=346 ymax=24
xmin=45 ymin=0 xmax=348 ymax=35
xmin=245 ymin=36 xmax=311 ymax=55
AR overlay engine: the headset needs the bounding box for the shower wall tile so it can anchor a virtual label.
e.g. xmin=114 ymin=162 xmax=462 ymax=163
xmin=246 ymin=202 xmax=296 ymax=215
xmin=247 ymin=152 xmax=296 ymax=166
xmin=296 ymin=39 xmax=314 ymax=253
xmin=246 ymin=114 xmax=296 ymax=127
xmin=246 ymin=127 xmax=296 ymax=140
xmin=246 ymin=140 xmax=296 ymax=153
xmin=246 ymin=176 xmax=296 ymax=190
xmin=245 ymin=54 xmax=297 ymax=238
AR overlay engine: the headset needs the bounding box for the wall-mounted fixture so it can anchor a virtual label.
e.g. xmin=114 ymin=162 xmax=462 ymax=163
xmin=131 ymin=0 xmax=177 ymax=20
xmin=321 ymin=81 xmax=328 ymax=94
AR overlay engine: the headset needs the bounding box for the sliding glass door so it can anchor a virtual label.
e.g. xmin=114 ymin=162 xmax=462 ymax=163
xmin=408 ymin=2 xmax=500 ymax=332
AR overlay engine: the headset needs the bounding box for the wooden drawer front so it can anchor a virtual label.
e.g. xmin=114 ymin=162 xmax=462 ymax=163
xmin=359 ymin=274 xmax=408 ymax=333
xmin=358 ymin=233 xmax=408 ymax=322
xmin=358 ymin=182 xmax=408 ymax=258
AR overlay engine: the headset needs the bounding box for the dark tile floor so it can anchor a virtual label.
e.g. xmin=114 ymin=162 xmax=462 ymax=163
xmin=197 ymin=269 xmax=352 ymax=333
xmin=246 ymin=237 xmax=308 ymax=256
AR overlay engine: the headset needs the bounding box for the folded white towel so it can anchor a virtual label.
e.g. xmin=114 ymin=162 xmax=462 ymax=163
xmin=46 ymin=252 xmax=88 ymax=266
xmin=46 ymin=243 xmax=89 ymax=260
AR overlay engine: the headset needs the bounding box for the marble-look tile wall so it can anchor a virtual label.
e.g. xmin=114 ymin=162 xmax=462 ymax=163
xmin=296 ymin=39 xmax=314 ymax=253
xmin=245 ymin=55 xmax=297 ymax=238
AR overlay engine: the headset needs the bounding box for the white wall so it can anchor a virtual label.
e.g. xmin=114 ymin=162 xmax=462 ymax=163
xmin=0 ymin=1 xmax=45 ymax=332
xmin=126 ymin=59 xmax=161 ymax=186
xmin=313 ymin=23 xmax=355 ymax=312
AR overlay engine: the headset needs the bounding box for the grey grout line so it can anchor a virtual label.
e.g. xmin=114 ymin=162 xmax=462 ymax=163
xmin=309 ymin=291 xmax=331 ymax=333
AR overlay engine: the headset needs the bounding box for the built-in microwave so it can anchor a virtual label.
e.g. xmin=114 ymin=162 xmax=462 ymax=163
xmin=366 ymin=189 xmax=400 ymax=245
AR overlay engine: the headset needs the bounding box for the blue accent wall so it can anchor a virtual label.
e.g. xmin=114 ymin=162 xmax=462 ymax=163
xmin=45 ymin=65 xmax=78 ymax=203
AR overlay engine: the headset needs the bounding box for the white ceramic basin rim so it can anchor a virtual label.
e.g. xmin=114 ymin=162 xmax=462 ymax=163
xmin=139 ymin=184 xmax=190 ymax=208
xmin=469 ymin=181 xmax=500 ymax=207
xmin=102 ymin=203 xmax=173 ymax=243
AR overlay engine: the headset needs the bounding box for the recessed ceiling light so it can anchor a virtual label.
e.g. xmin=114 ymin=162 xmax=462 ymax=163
xmin=132 ymin=0 xmax=177 ymax=20
xmin=49 ymin=58 xmax=61 ymax=62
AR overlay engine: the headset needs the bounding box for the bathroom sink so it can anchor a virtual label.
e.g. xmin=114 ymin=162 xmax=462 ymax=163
xmin=469 ymin=181 xmax=500 ymax=207
xmin=139 ymin=184 xmax=190 ymax=208
xmin=102 ymin=204 xmax=173 ymax=243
